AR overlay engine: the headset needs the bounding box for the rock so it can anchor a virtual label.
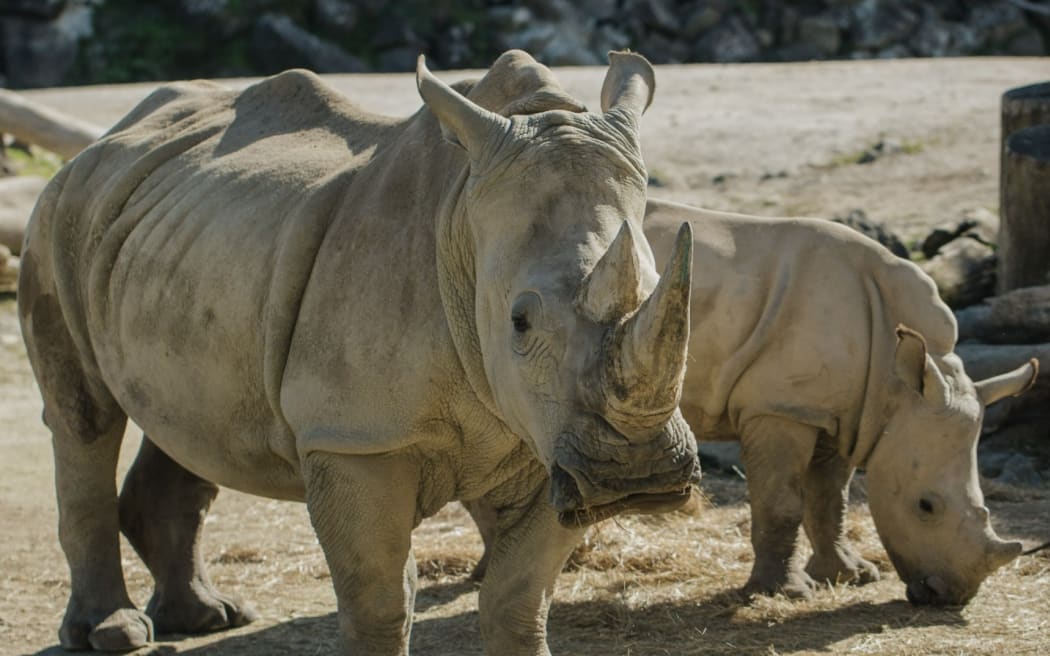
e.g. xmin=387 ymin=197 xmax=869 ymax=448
xmin=313 ymin=0 xmax=358 ymax=36
xmin=920 ymin=236 xmax=996 ymax=309
xmin=684 ymin=4 xmax=723 ymax=38
xmin=850 ymin=0 xmax=920 ymax=51
xmin=578 ymin=0 xmax=619 ymax=21
xmin=486 ymin=6 xmax=533 ymax=33
xmin=971 ymin=2 xmax=1027 ymax=46
xmin=499 ymin=13 xmax=603 ymax=66
xmin=0 ymin=176 xmax=48 ymax=255
xmin=643 ymin=32 xmax=689 ymax=64
xmin=698 ymin=441 xmax=742 ymax=473
xmin=773 ymin=42 xmax=828 ymax=62
xmin=375 ymin=47 xmax=417 ymax=73
xmin=632 ymin=0 xmax=680 ymax=35
xmin=693 ymin=15 xmax=761 ymax=63
xmin=997 ymin=453 xmax=1044 ymax=487
xmin=593 ymin=23 xmax=631 ymax=54
xmin=1 ymin=2 xmax=93 ymax=88
xmin=921 ymin=208 xmax=997 ymax=259
xmin=876 ymin=43 xmax=914 ymax=58
xmin=832 ymin=209 xmax=909 ymax=259
xmin=798 ymin=14 xmax=841 ymax=56
xmin=910 ymin=9 xmax=953 ymax=57
xmin=370 ymin=20 xmax=424 ymax=51
xmin=252 ymin=13 xmax=367 ymax=74
xmin=1006 ymin=28 xmax=1046 ymax=56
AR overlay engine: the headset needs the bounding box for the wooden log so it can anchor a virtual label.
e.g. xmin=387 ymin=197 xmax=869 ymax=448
xmin=956 ymin=284 xmax=1050 ymax=344
xmin=0 ymin=88 xmax=103 ymax=159
xmin=0 ymin=176 xmax=48 ymax=255
xmin=997 ymin=124 xmax=1050 ymax=293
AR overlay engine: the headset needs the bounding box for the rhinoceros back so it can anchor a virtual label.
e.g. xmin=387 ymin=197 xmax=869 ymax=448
xmin=22 ymin=71 xmax=404 ymax=497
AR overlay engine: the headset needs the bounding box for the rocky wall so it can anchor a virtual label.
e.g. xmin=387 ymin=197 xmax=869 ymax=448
xmin=0 ymin=0 xmax=1046 ymax=87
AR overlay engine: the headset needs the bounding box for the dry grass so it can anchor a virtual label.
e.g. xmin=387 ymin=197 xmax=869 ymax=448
xmin=14 ymin=466 xmax=1048 ymax=655
xmin=4 ymin=401 xmax=1048 ymax=655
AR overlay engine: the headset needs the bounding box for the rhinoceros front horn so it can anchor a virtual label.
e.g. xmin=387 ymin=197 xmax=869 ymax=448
xmin=987 ymin=536 xmax=1023 ymax=572
xmin=603 ymin=222 xmax=692 ymax=439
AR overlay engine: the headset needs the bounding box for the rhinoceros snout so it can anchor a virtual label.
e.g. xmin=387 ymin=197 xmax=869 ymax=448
xmin=548 ymin=453 xmax=699 ymax=528
xmin=905 ymin=576 xmax=966 ymax=606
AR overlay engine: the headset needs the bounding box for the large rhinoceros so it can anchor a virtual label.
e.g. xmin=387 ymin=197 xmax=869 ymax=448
xmin=470 ymin=199 xmax=1037 ymax=606
xmin=17 ymin=51 xmax=702 ymax=655
xmin=643 ymin=199 xmax=1037 ymax=604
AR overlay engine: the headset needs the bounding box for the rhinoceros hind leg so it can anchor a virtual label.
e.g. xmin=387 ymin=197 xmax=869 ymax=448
xmin=740 ymin=417 xmax=819 ymax=600
xmin=22 ymin=294 xmax=150 ymax=650
xmin=119 ymin=437 xmax=257 ymax=635
xmin=802 ymin=448 xmax=880 ymax=586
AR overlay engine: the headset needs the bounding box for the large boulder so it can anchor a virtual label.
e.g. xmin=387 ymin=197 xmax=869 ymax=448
xmin=252 ymin=12 xmax=367 ymax=74
xmin=1 ymin=1 xmax=93 ymax=88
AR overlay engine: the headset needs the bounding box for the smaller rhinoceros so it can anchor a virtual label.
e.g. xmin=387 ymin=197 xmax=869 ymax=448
xmin=469 ymin=199 xmax=1038 ymax=606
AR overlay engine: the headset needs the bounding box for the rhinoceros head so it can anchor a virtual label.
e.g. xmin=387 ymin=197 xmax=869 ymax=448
xmin=416 ymin=52 xmax=699 ymax=526
xmin=865 ymin=326 xmax=1037 ymax=605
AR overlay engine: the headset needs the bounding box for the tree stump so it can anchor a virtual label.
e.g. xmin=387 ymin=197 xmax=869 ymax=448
xmin=1001 ymin=82 xmax=1050 ymax=144
xmin=997 ymin=123 xmax=1050 ymax=293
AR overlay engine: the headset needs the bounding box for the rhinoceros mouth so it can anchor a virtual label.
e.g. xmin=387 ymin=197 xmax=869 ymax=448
xmin=556 ymin=487 xmax=694 ymax=528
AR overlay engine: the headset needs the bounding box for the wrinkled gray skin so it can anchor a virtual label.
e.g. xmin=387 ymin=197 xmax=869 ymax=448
xmin=471 ymin=199 xmax=1038 ymax=606
xmin=17 ymin=51 xmax=702 ymax=655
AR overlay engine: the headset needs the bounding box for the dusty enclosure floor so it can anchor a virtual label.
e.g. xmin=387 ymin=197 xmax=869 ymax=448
xmin=4 ymin=58 xmax=1050 ymax=655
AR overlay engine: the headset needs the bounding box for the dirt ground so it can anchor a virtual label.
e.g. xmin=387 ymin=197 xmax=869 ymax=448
xmin=3 ymin=57 xmax=1050 ymax=655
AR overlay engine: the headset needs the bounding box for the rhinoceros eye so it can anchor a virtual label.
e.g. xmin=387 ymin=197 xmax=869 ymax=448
xmin=510 ymin=292 xmax=541 ymax=334
xmin=917 ymin=494 xmax=943 ymax=520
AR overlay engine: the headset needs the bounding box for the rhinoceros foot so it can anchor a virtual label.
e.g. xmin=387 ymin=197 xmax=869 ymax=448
xmin=147 ymin=584 xmax=257 ymax=636
xmin=805 ymin=548 xmax=880 ymax=587
xmin=59 ymin=606 xmax=154 ymax=651
xmin=743 ymin=568 xmax=817 ymax=600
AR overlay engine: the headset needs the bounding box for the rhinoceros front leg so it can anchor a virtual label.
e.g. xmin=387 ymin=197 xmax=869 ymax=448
xmin=477 ymin=480 xmax=584 ymax=656
xmin=23 ymin=304 xmax=154 ymax=651
xmin=801 ymin=444 xmax=880 ymax=586
xmin=118 ymin=436 xmax=258 ymax=634
xmin=740 ymin=416 xmax=819 ymax=599
xmin=303 ymin=451 xmax=420 ymax=655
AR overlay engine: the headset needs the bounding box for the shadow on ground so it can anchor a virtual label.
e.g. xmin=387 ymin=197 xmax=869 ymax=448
xmin=23 ymin=586 xmax=965 ymax=656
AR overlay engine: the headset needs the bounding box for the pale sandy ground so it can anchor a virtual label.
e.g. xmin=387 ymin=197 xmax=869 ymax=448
xmin=2 ymin=58 xmax=1050 ymax=656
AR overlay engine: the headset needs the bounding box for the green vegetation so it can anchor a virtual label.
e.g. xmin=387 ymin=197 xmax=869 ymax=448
xmin=5 ymin=146 xmax=62 ymax=179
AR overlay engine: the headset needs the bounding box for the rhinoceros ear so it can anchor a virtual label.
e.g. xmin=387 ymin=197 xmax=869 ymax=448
xmin=600 ymin=51 xmax=655 ymax=134
xmin=894 ymin=325 xmax=928 ymax=394
xmin=417 ymin=55 xmax=511 ymax=153
xmin=975 ymin=358 xmax=1039 ymax=406
xmin=894 ymin=325 xmax=953 ymax=407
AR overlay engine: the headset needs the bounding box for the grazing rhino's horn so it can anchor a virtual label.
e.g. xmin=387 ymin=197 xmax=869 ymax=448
xmin=975 ymin=358 xmax=1039 ymax=406
xmin=416 ymin=55 xmax=511 ymax=153
xmin=577 ymin=221 xmax=644 ymax=323
xmin=987 ymin=537 xmax=1023 ymax=572
xmin=604 ymin=222 xmax=692 ymax=439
